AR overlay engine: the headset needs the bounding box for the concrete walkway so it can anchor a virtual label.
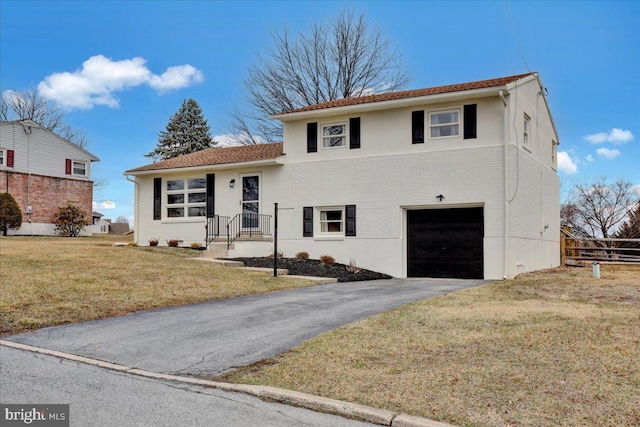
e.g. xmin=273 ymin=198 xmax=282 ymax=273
xmin=6 ymin=278 xmax=485 ymax=377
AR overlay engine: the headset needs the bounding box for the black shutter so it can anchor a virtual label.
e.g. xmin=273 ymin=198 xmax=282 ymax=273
xmin=412 ymin=111 xmax=424 ymax=144
xmin=349 ymin=117 xmax=361 ymax=149
xmin=206 ymin=173 xmax=215 ymax=218
xmin=464 ymin=104 xmax=477 ymax=139
xmin=307 ymin=122 xmax=317 ymax=153
xmin=303 ymin=207 xmax=313 ymax=237
xmin=153 ymin=177 xmax=162 ymax=220
xmin=345 ymin=205 xmax=356 ymax=236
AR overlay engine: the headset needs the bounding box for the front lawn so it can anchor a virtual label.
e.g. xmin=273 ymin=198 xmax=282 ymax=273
xmin=217 ymin=265 xmax=640 ymax=427
xmin=0 ymin=235 xmax=316 ymax=336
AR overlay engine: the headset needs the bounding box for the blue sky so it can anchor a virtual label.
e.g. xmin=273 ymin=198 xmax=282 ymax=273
xmin=1 ymin=1 xmax=638 ymax=223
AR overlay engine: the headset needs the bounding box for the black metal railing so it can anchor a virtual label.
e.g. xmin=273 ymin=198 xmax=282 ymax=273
xmin=227 ymin=213 xmax=272 ymax=248
xmin=205 ymin=215 xmax=230 ymax=249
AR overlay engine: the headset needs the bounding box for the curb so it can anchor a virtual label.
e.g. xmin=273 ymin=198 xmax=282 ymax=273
xmin=0 ymin=340 xmax=456 ymax=427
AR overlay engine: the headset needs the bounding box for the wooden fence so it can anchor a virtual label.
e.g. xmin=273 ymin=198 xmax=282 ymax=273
xmin=561 ymin=227 xmax=640 ymax=264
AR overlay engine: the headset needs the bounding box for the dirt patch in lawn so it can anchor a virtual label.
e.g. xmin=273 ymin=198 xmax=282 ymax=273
xmin=230 ymin=257 xmax=392 ymax=282
xmin=216 ymin=264 xmax=640 ymax=427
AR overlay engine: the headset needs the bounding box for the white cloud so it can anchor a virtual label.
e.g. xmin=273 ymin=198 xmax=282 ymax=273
xmin=632 ymin=184 xmax=640 ymax=196
xmin=585 ymin=154 xmax=594 ymax=162
xmin=596 ymin=147 xmax=621 ymax=160
xmin=37 ymin=55 xmax=204 ymax=110
xmin=213 ymin=133 xmax=268 ymax=147
xmin=557 ymin=151 xmax=578 ymax=175
xmin=584 ymin=128 xmax=634 ymax=145
xmin=93 ymin=200 xmax=116 ymax=210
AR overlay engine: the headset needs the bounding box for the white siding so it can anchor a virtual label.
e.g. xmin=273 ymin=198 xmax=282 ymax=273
xmin=0 ymin=122 xmax=96 ymax=180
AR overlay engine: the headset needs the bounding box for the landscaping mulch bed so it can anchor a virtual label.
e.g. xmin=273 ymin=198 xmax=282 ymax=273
xmin=230 ymin=257 xmax=392 ymax=282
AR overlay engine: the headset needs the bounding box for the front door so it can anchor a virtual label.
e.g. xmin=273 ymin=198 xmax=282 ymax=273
xmin=241 ymin=175 xmax=259 ymax=229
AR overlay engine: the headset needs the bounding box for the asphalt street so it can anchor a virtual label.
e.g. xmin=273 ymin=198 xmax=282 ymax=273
xmin=0 ymin=346 xmax=374 ymax=427
xmin=6 ymin=278 xmax=485 ymax=376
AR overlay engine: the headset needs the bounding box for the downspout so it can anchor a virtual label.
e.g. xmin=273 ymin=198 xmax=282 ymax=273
xmin=500 ymin=90 xmax=509 ymax=279
xmin=125 ymin=174 xmax=138 ymax=243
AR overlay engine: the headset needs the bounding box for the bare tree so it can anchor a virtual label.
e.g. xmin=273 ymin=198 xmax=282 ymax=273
xmin=115 ymin=215 xmax=129 ymax=224
xmin=1 ymin=89 xmax=89 ymax=148
xmin=562 ymin=177 xmax=640 ymax=245
xmin=229 ymin=7 xmax=411 ymax=144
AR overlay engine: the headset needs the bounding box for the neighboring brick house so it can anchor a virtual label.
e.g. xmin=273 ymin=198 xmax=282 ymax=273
xmin=126 ymin=72 xmax=560 ymax=280
xmin=0 ymin=120 xmax=99 ymax=236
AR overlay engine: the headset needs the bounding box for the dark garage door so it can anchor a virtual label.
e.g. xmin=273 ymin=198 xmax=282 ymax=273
xmin=407 ymin=207 xmax=484 ymax=279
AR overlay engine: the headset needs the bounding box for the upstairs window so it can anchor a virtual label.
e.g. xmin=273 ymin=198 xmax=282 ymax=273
xmin=0 ymin=149 xmax=4 ymax=166
xmin=321 ymin=123 xmax=347 ymax=148
xmin=429 ymin=110 xmax=460 ymax=138
xmin=73 ymin=161 xmax=87 ymax=176
xmin=166 ymin=178 xmax=206 ymax=218
xmin=524 ymin=114 xmax=531 ymax=146
xmin=552 ymin=140 xmax=558 ymax=170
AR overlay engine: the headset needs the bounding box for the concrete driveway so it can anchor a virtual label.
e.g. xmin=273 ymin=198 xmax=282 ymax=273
xmin=6 ymin=278 xmax=486 ymax=376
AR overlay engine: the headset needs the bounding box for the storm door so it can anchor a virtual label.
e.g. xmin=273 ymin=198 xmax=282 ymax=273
xmin=241 ymin=175 xmax=260 ymax=228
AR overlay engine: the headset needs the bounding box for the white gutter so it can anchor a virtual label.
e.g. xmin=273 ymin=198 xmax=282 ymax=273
xmin=125 ymin=157 xmax=284 ymax=177
xmin=124 ymin=174 xmax=139 ymax=243
xmin=272 ymin=87 xmax=503 ymax=121
xmin=499 ymin=90 xmax=509 ymax=280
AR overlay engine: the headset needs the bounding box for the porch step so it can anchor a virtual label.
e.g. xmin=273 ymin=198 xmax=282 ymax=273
xmin=194 ymin=258 xmax=245 ymax=267
xmin=203 ymin=242 xmax=233 ymax=259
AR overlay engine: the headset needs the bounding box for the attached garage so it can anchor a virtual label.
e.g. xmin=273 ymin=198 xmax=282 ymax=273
xmin=407 ymin=207 xmax=484 ymax=279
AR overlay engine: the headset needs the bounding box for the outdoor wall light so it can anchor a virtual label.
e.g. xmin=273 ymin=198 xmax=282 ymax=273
xmin=436 ymin=194 xmax=445 ymax=201
xmin=229 ymin=179 xmax=236 ymax=188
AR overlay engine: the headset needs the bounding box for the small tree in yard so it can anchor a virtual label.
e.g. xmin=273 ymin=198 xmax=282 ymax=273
xmin=0 ymin=193 xmax=22 ymax=236
xmin=53 ymin=203 xmax=90 ymax=237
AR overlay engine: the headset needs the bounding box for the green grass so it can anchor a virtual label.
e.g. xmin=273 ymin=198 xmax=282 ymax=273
xmin=0 ymin=235 xmax=316 ymax=336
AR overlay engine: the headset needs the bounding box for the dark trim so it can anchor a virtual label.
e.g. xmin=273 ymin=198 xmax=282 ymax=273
xmin=345 ymin=205 xmax=356 ymax=236
xmin=307 ymin=122 xmax=317 ymax=153
xmin=412 ymin=110 xmax=424 ymax=144
xmin=206 ymin=173 xmax=215 ymax=218
xmin=463 ymin=104 xmax=477 ymax=139
xmin=303 ymin=206 xmax=313 ymax=237
xmin=6 ymin=150 xmax=14 ymax=168
xmin=153 ymin=177 xmax=162 ymax=220
xmin=349 ymin=117 xmax=361 ymax=149
xmin=65 ymin=159 xmax=72 ymax=175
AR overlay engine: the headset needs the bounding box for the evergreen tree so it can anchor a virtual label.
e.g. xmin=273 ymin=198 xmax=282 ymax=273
xmin=615 ymin=203 xmax=640 ymax=250
xmin=0 ymin=193 xmax=22 ymax=236
xmin=146 ymin=98 xmax=215 ymax=161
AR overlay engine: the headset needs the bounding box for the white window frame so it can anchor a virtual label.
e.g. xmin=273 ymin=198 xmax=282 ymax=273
xmin=524 ymin=114 xmax=531 ymax=146
xmin=428 ymin=108 xmax=461 ymax=139
xmin=316 ymin=206 xmax=345 ymax=236
xmin=165 ymin=178 xmax=206 ymax=219
xmin=72 ymin=160 xmax=87 ymax=177
xmin=320 ymin=122 xmax=348 ymax=149
xmin=0 ymin=148 xmax=5 ymax=166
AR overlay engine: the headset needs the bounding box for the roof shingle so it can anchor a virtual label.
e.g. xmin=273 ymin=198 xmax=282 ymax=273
xmin=278 ymin=72 xmax=535 ymax=115
xmin=126 ymin=142 xmax=284 ymax=173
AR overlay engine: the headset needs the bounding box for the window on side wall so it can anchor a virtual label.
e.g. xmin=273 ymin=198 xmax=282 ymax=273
xmin=321 ymin=123 xmax=347 ymax=148
xmin=73 ymin=161 xmax=87 ymax=176
xmin=0 ymin=149 xmax=4 ymax=166
xmin=429 ymin=110 xmax=460 ymax=139
xmin=166 ymin=178 xmax=206 ymax=218
xmin=524 ymin=114 xmax=531 ymax=146
xmin=318 ymin=207 xmax=344 ymax=235
xmin=552 ymin=140 xmax=558 ymax=170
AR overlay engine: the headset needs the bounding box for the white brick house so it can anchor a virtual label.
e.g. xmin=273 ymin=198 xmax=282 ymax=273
xmin=125 ymin=72 xmax=560 ymax=279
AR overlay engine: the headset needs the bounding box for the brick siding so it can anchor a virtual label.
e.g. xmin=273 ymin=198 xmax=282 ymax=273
xmin=0 ymin=171 xmax=93 ymax=224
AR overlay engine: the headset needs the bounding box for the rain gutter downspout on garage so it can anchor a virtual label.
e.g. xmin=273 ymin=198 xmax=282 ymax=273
xmin=500 ymin=89 xmax=509 ymax=279
xmin=124 ymin=174 xmax=138 ymax=242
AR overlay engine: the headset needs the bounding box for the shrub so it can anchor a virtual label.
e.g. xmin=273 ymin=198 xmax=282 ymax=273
xmin=268 ymin=250 xmax=285 ymax=258
xmin=167 ymin=239 xmax=179 ymax=247
xmin=295 ymin=251 xmax=310 ymax=260
xmin=0 ymin=193 xmax=22 ymax=236
xmin=149 ymin=239 xmax=159 ymax=246
xmin=346 ymin=258 xmax=361 ymax=273
xmin=320 ymin=255 xmax=335 ymax=266
xmin=53 ymin=202 xmax=90 ymax=237
xmin=190 ymin=242 xmax=203 ymax=249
